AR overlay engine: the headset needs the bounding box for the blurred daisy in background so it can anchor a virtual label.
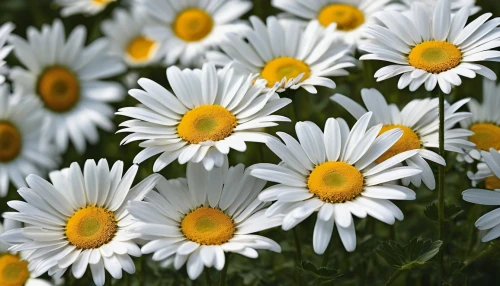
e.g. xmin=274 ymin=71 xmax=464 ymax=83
xmin=0 ymin=22 xmax=14 ymax=84
xmin=9 ymin=20 xmax=126 ymax=154
xmin=396 ymin=0 xmax=481 ymax=15
xmin=250 ymin=113 xmax=421 ymax=253
xmin=128 ymin=160 xmax=282 ymax=280
xmin=331 ymin=88 xmax=474 ymax=190
xmin=0 ymin=159 xmax=161 ymax=286
xmin=360 ymin=0 xmax=500 ymax=94
xmin=54 ymin=0 xmax=116 ymax=17
xmin=117 ymin=63 xmax=291 ymax=172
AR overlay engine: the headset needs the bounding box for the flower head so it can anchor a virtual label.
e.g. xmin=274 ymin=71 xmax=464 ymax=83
xmin=54 ymin=0 xmax=116 ymax=17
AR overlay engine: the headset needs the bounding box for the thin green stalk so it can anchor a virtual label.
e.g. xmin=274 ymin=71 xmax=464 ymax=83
xmin=219 ymin=254 xmax=231 ymax=286
xmin=292 ymin=228 xmax=303 ymax=286
xmin=461 ymin=246 xmax=495 ymax=271
xmin=205 ymin=269 xmax=212 ymax=286
xmin=316 ymin=238 xmax=334 ymax=286
xmin=437 ymin=88 xmax=445 ymax=283
xmin=385 ymin=269 xmax=403 ymax=286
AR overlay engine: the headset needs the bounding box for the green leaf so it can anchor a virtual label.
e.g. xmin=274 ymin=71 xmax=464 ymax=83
xmin=376 ymin=238 xmax=443 ymax=270
xmin=297 ymin=261 xmax=342 ymax=281
xmin=424 ymin=202 xmax=464 ymax=222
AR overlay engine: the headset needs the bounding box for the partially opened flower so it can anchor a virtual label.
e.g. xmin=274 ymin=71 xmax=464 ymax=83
xmin=0 ymin=22 xmax=14 ymax=84
xmin=128 ymin=161 xmax=282 ymax=280
xmin=117 ymin=63 xmax=291 ymax=172
xmin=360 ymin=0 xmax=500 ymax=94
xmin=397 ymin=0 xmax=481 ymax=15
xmin=54 ymin=0 xmax=115 ymax=17
xmin=250 ymin=113 xmax=421 ymax=253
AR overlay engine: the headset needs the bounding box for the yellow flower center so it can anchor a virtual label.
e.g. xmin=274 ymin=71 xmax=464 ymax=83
xmin=37 ymin=66 xmax=80 ymax=112
xmin=0 ymin=122 xmax=22 ymax=163
xmin=260 ymin=57 xmax=311 ymax=88
xmin=177 ymin=105 xmax=237 ymax=144
xmin=408 ymin=41 xmax=462 ymax=74
xmin=126 ymin=36 xmax=157 ymax=62
xmin=65 ymin=206 xmax=117 ymax=249
xmin=376 ymin=125 xmax=421 ymax=163
xmin=173 ymin=8 xmax=214 ymax=42
xmin=318 ymin=4 xmax=365 ymax=31
xmin=469 ymin=123 xmax=500 ymax=151
xmin=485 ymin=176 xmax=500 ymax=190
xmin=92 ymin=0 xmax=113 ymax=5
xmin=308 ymin=162 xmax=364 ymax=203
xmin=0 ymin=254 xmax=29 ymax=286
xmin=181 ymin=207 xmax=235 ymax=245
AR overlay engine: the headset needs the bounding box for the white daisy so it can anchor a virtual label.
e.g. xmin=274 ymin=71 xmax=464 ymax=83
xmin=0 ymin=22 xmax=14 ymax=84
xmin=54 ymin=0 xmax=116 ymax=17
xmin=117 ymin=63 xmax=291 ymax=172
xmin=331 ymin=88 xmax=474 ymax=190
xmin=0 ymin=84 xmax=60 ymax=198
xmin=0 ymin=159 xmax=161 ymax=286
xmin=359 ymin=0 xmax=500 ymax=94
xmin=9 ymin=20 xmax=126 ymax=154
xmin=128 ymin=160 xmax=282 ymax=280
xmin=396 ymin=0 xmax=481 ymax=15
xmin=207 ymin=16 xmax=355 ymax=94
xmin=140 ymin=0 xmax=252 ymax=66
xmin=250 ymin=113 xmax=421 ymax=253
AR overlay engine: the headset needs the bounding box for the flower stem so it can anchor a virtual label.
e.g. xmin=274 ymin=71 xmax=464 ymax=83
xmin=205 ymin=269 xmax=212 ymax=286
xmin=219 ymin=254 xmax=230 ymax=286
xmin=292 ymin=227 xmax=303 ymax=285
xmin=437 ymin=88 xmax=445 ymax=283
xmin=385 ymin=269 xmax=403 ymax=286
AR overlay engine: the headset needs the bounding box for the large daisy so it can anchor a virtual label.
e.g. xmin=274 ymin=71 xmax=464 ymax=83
xmin=128 ymin=160 xmax=282 ymax=280
xmin=207 ymin=16 xmax=355 ymax=94
xmin=331 ymin=88 xmax=474 ymax=189
xmin=359 ymin=0 xmax=500 ymax=94
xmin=250 ymin=113 xmax=421 ymax=253
xmin=54 ymin=0 xmax=116 ymax=17
xmin=9 ymin=20 xmax=126 ymax=153
xmin=0 ymin=159 xmax=161 ymax=286
xmin=0 ymin=22 xmax=14 ymax=84
xmin=117 ymin=63 xmax=291 ymax=172
xmin=397 ymin=0 xmax=481 ymax=15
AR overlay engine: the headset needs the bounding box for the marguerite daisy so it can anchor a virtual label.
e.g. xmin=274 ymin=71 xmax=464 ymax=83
xmin=54 ymin=0 xmax=115 ymax=17
xmin=0 ymin=22 xmax=14 ymax=84
xmin=128 ymin=160 xmax=282 ymax=280
xmin=397 ymin=0 xmax=481 ymax=15
xmin=360 ymin=0 xmax=500 ymax=94
xmin=117 ymin=63 xmax=291 ymax=172
xmin=0 ymin=159 xmax=161 ymax=286
xmin=9 ymin=20 xmax=126 ymax=154
xmin=250 ymin=113 xmax=421 ymax=253
xmin=331 ymin=88 xmax=474 ymax=189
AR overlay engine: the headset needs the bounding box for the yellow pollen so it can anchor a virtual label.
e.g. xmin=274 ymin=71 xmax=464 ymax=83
xmin=485 ymin=176 xmax=500 ymax=190
xmin=261 ymin=57 xmax=311 ymax=88
xmin=92 ymin=0 xmax=113 ymax=5
xmin=173 ymin=8 xmax=214 ymax=42
xmin=37 ymin=66 xmax=80 ymax=112
xmin=126 ymin=36 xmax=157 ymax=62
xmin=0 ymin=122 xmax=22 ymax=163
xmin=469 ymin=123 xmax=500 ymax=151
xmin=308 ymin=162 xmax=364 ymax=203
xmin=65 ymin=206 xmax=117 ymax=249
xmin=181 ymin=207 xmax=235 ymax=245
xmin=408 ymin=41 xmax=462 ymax=74
xmin=177 ymin=105 xmax=237 ymax=144
xmin=376 ymin=125 xmax=421 ymax=163
xmin=318 ymin=4 xmax=365 ymax=31
xmin=0 ymin=254 xmax=29 ymax=286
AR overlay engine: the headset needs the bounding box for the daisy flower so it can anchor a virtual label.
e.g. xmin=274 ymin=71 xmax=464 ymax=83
xmin=128 ymin=160 xmax=282 ymax=280
xmin=397 ymin=0 xmax=481 ymax=15
xmin=117 ymin=63 xmax=291 ymax=172
xmin=54 ymin=0 xmax=115 ymax=17
xmin=140 ymin=0 xmax=252 ymax=66
xmin=207 ymin=16 xmax=355 ymax=94
xmin=0 ymin=84 xmax=60 ymax=197
xmin=359 ymin=0 xmax=500 ymax=94
xmin=250 ymin=113 xmax=421 ymax=253
xmin=9 ymin=20 xmax=126 ymax=154
xmin=0 ymin=22 xmax=14 ymax=84
xmin=0 ymin=159 xmax=161 ymax=286
xmin=331 ymin=88 xmax=474 ymax=189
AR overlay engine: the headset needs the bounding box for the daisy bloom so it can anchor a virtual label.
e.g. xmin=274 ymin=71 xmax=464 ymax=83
xmin=141 ymin=0 xmax=252 ymax=66
xmin=9 ymin=20 xmax=126 ymax=154
xmin=397 ymin=0 xmax=481 ymax=15
xmin=117 ymin=63 xmax=291 ymax=172
xmin=359 ymin=0 xmax=500 ymax=94
xmin=331 ymin=88 xmax=474 ymax=189
xmin=0 ymin=159 xmax=161 ymax=286
xmin=0 ymin=22 xmax=14 ymax=84
xmin=207 ymin=16 xmax=355 ymax=94
xmin=128 ymin=160 xmax=282 ymax=280
xmin=54 ymin=0 xmax=115 ymax=17
xmin=250 ymin=113 xmax=421 ymax=253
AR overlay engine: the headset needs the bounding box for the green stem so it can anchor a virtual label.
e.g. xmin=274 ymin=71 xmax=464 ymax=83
xmin=219 ymin=254 xmax=230 ymax=286
xmin=437 ymin=88 xmax=445 ymax=283
xmin=460 ymin=246 xmax=495 ymax=272
xmin=205 ymin=269 xmax=212 ymax=286
xmin=385 ymin=269 xmax=403 ymax=286
xmin=292 ymin=228 xmax=303 ymax=286
xmin=316 ymin=239 xmax=334 ymax=286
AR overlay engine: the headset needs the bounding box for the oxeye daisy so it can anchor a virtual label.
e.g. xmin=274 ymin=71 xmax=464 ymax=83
xmin=397 ymin=0 xmax=480 ymax=15
xmin=331 ymin=88 xmax=474 ymax=189
xmin=54 ymin=0 xmax=115 ymax=17
xmin=0 ymin=22 xmax=14 ymax=84
xmin=250 ymin=113 xmax=421 ymax=253
xmin=359 ymin=0 xmax=500 ymax=94
xmin=9 ymin=20 xmax=126 ymax=153
xmin=207 ymin=16 xmax=355 ymax=94
xmin=117 ymin=63 xmax=291 ymax=172
xmin=140 ymin=0 xmax=252 ymax=66
xmin=0 ymin=159 xmax=161 ymax=286
xmin=128 ymin=160 xmax=282 ymax=280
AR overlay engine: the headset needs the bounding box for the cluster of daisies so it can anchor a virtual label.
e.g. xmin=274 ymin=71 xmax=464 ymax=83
xmin=0 ymin=0 xmax=497 ymax=285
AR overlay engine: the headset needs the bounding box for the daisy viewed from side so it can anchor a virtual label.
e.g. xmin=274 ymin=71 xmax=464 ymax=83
xmin=117 ymin=63 xmax=291 ymax=172
xmin=128 ymin=160 xmax=282 ymax=280
xmin=250 ymin=113 xmax=421 ymax=253
xmin=397 ymin=0 xmax=481 ymax=15
xmin=0 ymin=22 xmax=14 ymax=84
xmin=54 ymin=0 xmax=116 ymax=17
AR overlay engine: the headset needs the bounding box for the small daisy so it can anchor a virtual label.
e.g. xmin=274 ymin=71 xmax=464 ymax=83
xmin=250 ymin=113 xmax=421 ymax=253
xmin=0 ymin=159 xmax=161 ymax=286
xmin=207 ymin=16 xmax=355 ymax=94
xmin=331 ymin=88 xmax=474 ymax=189
xmin=397 ymin=0 xmax=481 ymax=15
xmin=54 ymin=0 xmax=116 ymax=17
xmin=0 ymin=22 xmax=14 ymax=84
xmin=128 ymin=160 xmax=282 ymax=280
xmin=117 ymin=63 xmax=291 ymax=172
xmin=360 ymin=0 xmax=500 ymax=94
xmin=9 ymin=20 xmax=126 ymax=153
xmin=140 ymin=0 xmax=252 ymax=66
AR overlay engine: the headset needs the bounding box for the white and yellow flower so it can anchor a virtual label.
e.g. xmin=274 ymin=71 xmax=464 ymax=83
xmin=54 ymin=0 xmax=116 ymax=17
xmin=0 ymin=22 xmax=14 ymax=84
xmin=396 ymin=0 xmax=481 ymax=15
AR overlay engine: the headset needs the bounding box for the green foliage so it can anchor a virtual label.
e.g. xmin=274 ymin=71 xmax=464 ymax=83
xmin=297 ymin=261 xmax=342 ymax=282
xmin=424 ymin=202 xmax=464 ymax=222
xmin=376 ymin=238 xmax=443 ymax=270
